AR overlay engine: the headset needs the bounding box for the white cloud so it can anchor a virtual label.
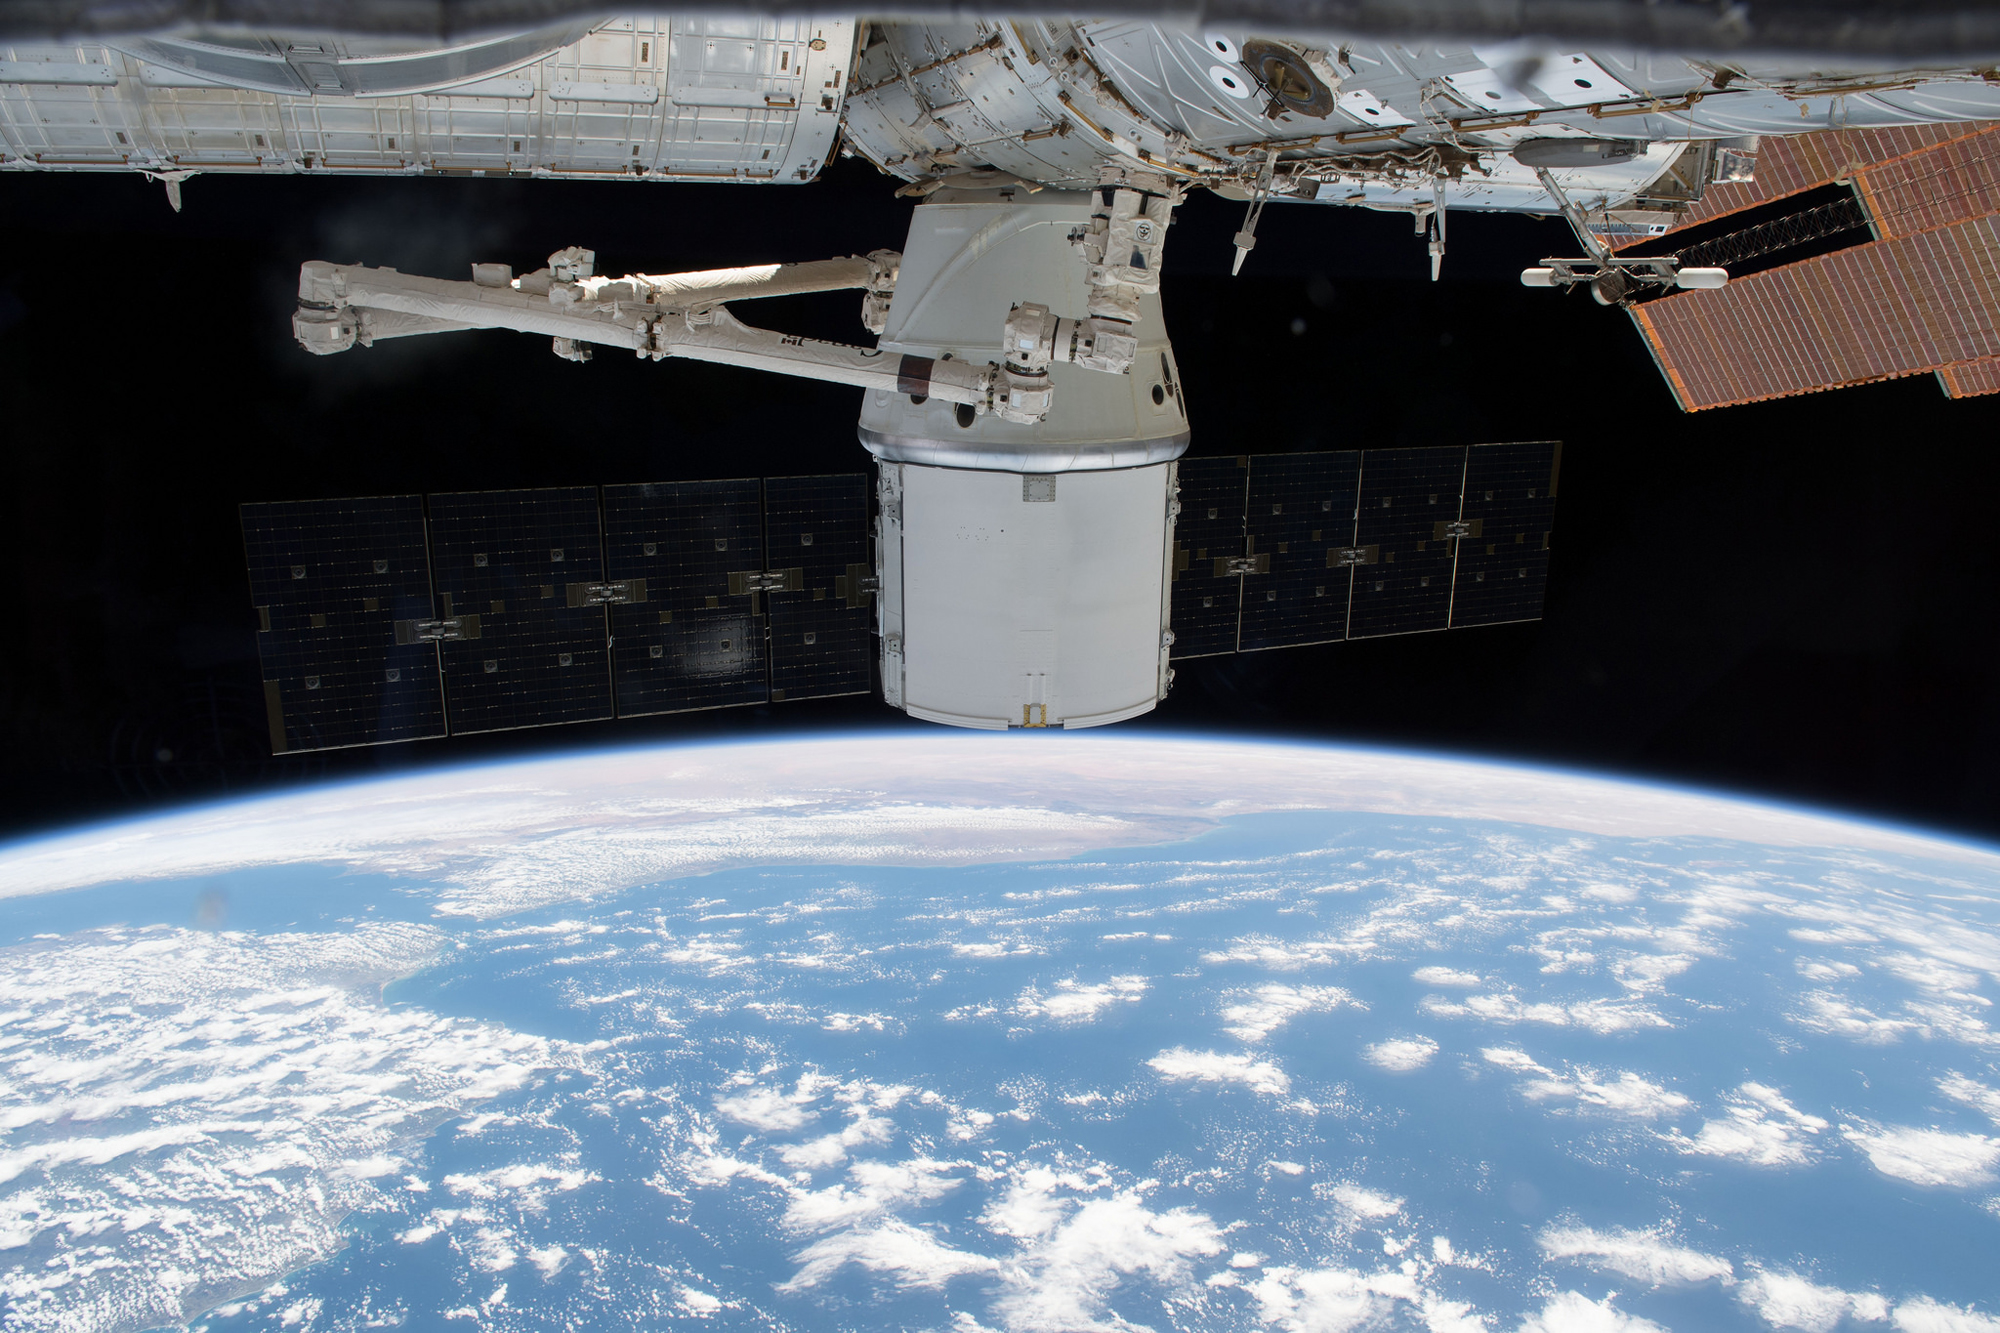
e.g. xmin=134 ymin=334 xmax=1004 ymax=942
xmin=988 ymin=1186 xmax=1225 ymax=1332
xmin=776 ymin=1111 xmax=894 ymax=1170
xmin=1842 ymin=1124 xmax=2000 ymax=1187
xmin=1737 ymin=1269 xmax=1888 ymax=1331
xmin=677 ymin=1286 xmax=725 ymax=1316
xmin=1679 ymin=1084 xmax=1828 ymax=1168
xmin=715 ymin=1081 xmax=820 ymax=1133
xmin=1484 ymin=1051 xmax=1688 ymax=1119
xmin=442 ymin=1164 xmax=593 ymax=1200
xmin=1363 ymin=1037 xmax=1439 ymax=1072
xmin=1538 ymin=1224 xmax=1732 ymax=1286
xmin=783 ymin=1216 xmax=1000 ymax=1293
xmin=1423 ymin=992 xmax=1671 ymax=1034
xmin=0 ymin=924 xmax=568 ymax=1331
xmin=782 ymin=1165 xmax=1224 ymax=1333
xmin=1147 ymin=1048 xmax=1291 ymax=1097
xmin=1248 ymin=1263 xmax=1421 ymax=1333
xmin=1611 ymin=953 xmax=1696 ymax=993
xmin=1517 ymin=1291 xmax=1666 ymax=1332
xmin=784 ymin=1158 xmax=964 ymax=1233
xmin=1795 ymin=959 xmax=1861 ymax=981
xmin=1014 ymin=976 xmax=1148 ymax=1024
xmin=1413 ymin=967 xmax=1482 ymax=987
xmin=1892 ymin=1297 xmax=2000 ymax=1332
xmin=1332 ymin=1184 xmax=1403 ymax=1220
xmin=1792 ymin=993 xmax=1922 ymax=1044
xmin=1220 ymin=984 xmax=1360 ymax=1042
xmin=957 ymin=942 xmax=1045 ymax=959
xmin=1940 ymin=1073 xmax=2000 ymax=1125
xmin=1483 ymin=1047 xmax=1553 ymax=1075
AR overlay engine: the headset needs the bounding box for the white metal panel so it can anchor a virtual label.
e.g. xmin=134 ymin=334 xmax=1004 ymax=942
xmin=1335 ymin=89 xmax=1415 ymax=128
xmin=1444 ymin=67 xmax=1539 ymax=114
xmin=0 ymin=60 xmax=116 ymax=84
xmin=0 ymin=17 xmax=848 ymax=183
xmin=893 ymin=462 xmax=1172 ymax=730
xmin=859 ymin=192 xmax=1189 ymax=473
xmin=1526 ymin=53 xmax=1634 ymax=107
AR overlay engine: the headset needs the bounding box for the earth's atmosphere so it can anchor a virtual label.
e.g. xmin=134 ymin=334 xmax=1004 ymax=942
xmin=1 ymin=735 xmax=1997 ymax=1333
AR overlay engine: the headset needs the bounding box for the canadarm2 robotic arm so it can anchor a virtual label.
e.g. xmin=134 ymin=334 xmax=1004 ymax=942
xmin=291 ymin=246 xmax=1048 ymax=424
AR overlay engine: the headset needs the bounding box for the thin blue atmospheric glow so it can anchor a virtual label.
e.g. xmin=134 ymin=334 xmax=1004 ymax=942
xmin=2 ymin=731 xmax=1994 ymax=867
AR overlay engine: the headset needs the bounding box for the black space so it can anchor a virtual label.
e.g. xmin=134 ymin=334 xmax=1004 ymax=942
xmin=3 ymin=157 xmax=1997 ymax=844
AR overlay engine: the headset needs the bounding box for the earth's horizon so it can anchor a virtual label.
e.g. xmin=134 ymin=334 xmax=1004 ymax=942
xmin=1 ymin=734 xmax=1996 ymax=1333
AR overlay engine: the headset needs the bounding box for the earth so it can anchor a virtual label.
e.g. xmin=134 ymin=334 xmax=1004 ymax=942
xmin=1 ymin=735 xmax=1997 ymax=1333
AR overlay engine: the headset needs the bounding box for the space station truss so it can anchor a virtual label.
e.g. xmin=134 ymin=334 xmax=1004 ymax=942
xmin=241 ymin=475 xmax=874 ymax=753
xmin=1167 ymin=441 xmax=1560 ymax=659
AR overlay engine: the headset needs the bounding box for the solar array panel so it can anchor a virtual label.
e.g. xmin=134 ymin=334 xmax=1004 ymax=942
xmin=245 ymin=449 xmax=1555 ymax=753
xmin=427 ymin=487 xmax=615 ymax=735
xmin=1239 ymin=450 xmax=1362 ymax=651
xmin=1167 ymin=456 xmax=1250 ymax=658
xmin=1452 ymin=442 xmax=1561 ymax=627
xmin=1171 ymin=442 xmax=1558 ymax=657
xmin=603 ymin=480 xmax=768 ymax=716
xmin=242 ymin=495 xmax=446 ymax=752
xmin=1348 ymin=446 xmax=1466 ymax=640
xmin=764 ymin=474 xmax=876 ymax=702
xmin=242 ymin=475 xmax=874 ymax=752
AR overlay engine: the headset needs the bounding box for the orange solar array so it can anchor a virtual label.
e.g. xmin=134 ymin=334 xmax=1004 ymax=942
xmin=1940 ymin=356 xmax=2000 ymax=397
xmin=1610 ymin=123 xmax=1989 ymax=243
xmin=1633 ymin=217 xmax=2000 ymax=408
xmin=1627 ymin=122 xmax=2000 ymax=409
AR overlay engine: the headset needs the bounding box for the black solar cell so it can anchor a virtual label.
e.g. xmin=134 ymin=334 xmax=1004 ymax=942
xmin=241 ymin=495 xmax=446 ymax=753
xmin=603 ymin=479 xmax=769 ymax=716
xmin=1239 ymin=451 xmax=1363 ymax=651
xmin=1167 ymin=456 xmax=1249 ymax=659
xmin=764 ymin=474 xmax=874 ymax=702
xmin=1451 ymin=441 xmax=1561 ymax=628
xmin=1347 ymin=446 xmax=1468 ymax=640
xmin=427 ymin=487 xmax=615 ymax=734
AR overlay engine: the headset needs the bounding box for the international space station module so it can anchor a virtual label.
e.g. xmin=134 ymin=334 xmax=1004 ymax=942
xmin=11 ymin=12 xmax=1998 ymax=747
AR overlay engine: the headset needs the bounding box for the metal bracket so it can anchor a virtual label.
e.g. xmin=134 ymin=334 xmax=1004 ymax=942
xmin=837 ymin=563 xmax=880 ymax=608
xmin=396 ymin=614 xmax=482 ymax=643
xmin=729 ymin=568 xmax=805 ymax=596
xmin=566 ymin=578 xmax=648 ymax=607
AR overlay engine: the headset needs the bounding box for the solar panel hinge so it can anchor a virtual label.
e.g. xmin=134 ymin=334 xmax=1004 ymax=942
xmin=1328 ymin=545 xmax=1380 ymax=568
xmin=1433 ymin=519 xmax=1483 ymax=540
xmin=566 ymin=578 xmax=649 ymax=607
xmin=729 ymin=568 xmax=805 ymax=596
xmin=395 ymin=614 xmax=482 ymax=643
xmin=1215 ymin=554 xmax=1270 ymax=577
xmin=839 ymin=563 xmax=879 ymax=608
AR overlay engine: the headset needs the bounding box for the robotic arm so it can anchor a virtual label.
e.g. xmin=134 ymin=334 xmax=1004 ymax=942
xmin=291 ymin=246 xmax=1051 ymax=424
